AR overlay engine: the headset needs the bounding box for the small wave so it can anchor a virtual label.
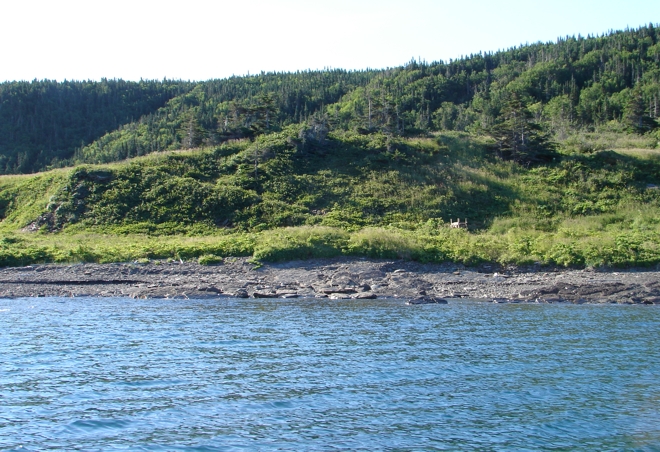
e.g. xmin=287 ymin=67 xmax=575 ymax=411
xmin=65 ymin=418 xmax=132 ymax=433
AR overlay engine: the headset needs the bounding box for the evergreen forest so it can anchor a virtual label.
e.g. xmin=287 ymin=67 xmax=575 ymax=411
xmin=1 ymin=25 xmax=660 ymax=173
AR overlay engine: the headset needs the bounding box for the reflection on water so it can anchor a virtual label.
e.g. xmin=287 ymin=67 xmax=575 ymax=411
xmin=1 ymin=297 xmax=659 ymax=450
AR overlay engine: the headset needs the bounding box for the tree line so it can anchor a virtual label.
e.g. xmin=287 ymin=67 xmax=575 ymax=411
xmin=1 ymin=24 xmax=659 ymax=173
xmin=0 ymin=79 xmax=193 ymax=173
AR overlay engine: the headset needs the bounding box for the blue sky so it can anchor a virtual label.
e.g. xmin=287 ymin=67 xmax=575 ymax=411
xmin=2 ymin=0 xmax=659 ymax=82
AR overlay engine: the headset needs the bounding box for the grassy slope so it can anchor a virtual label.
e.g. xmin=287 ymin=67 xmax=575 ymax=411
xmin=0 ymin=127 xmax=659 ymax=267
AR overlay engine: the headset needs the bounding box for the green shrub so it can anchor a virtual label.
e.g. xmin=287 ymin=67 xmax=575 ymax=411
xmin=198 ymin=254 xmax=223 ymax=265
xmin=346 ymin=228 xmax=420 ymax=260
xmin=253 ymin=226 xmax=348 ymax=261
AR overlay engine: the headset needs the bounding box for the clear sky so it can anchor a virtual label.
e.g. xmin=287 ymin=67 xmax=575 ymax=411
xmin=2 ymin=0 xmax=659 ymax=82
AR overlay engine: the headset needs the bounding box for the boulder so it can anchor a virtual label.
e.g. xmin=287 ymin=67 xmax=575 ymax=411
xmin=233 ymin=289 xmax=249 ymax=298
xmin=643 ymin=296 xmax=660 ymax=304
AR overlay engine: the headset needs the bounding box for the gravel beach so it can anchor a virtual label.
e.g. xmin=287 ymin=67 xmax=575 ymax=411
xmin=1 ymin=257 xmax=659 ymax=304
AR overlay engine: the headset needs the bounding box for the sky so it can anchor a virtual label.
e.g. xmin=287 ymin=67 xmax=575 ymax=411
xmin=2 ymin=0 xmax=659 ymax=83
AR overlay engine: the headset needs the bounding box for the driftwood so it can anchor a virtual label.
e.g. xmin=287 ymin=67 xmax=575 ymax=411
xmin=449 ymin=218 xmax=468 ymax=229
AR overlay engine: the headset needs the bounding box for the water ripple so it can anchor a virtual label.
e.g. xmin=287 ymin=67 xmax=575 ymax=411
xmin=1 ymin=298 xmax=659 ymax=450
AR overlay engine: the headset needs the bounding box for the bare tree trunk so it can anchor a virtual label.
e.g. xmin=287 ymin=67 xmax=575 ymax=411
xmin=253 ymin=145 xmax=259 ymax=181
xmin=368 ymin=95 xmax=372 ymax=130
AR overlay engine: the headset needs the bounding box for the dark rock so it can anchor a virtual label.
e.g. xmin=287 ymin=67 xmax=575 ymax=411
xmin=321 ymin=287 xmax=357 ymax=294
xmin=643 ymin=297 xmax=660 ymax=304
xmin=331 ymin=271 xmax=357 ymax=286
xmin=406 ymin=296 xmax=448 ymax=305
xmin=253 ymin=292 xmax=279 ymax=298
xmin=198 ymin=285 xmax=222 ymax=293
xmin=234 ymin=289 xmax=249 ymax=298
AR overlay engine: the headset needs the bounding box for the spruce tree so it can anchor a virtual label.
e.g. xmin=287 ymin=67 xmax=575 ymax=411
xmin=487 ymin=93 xmax=555 ymax=163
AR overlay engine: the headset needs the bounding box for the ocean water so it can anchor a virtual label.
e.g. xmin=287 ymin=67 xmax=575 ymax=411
xmin=1 ymin=297 xmax=659 ymax=451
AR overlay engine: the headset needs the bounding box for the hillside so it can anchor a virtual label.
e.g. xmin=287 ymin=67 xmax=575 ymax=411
xmin=0 ymin=24 xmax=660 ymax=268
xmin=0 ymin=127 xmax=659 ymax=267
xmin=1 ymin=25 xmax=659 ymax=174
xmin=0 ymin=79 xmax=193 ymax=173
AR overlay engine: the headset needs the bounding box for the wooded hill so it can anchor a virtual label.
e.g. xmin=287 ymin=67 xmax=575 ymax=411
xmin=1 ymin=24 xmax=659 ymax=174
xmin=0 ymin=79 xmax=193 ymax=173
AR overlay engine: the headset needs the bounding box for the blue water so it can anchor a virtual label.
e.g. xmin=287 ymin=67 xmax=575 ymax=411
xmin=1 ymin=297 xmax=659 ymax=451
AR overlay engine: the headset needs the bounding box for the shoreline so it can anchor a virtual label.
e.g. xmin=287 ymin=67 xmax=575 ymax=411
xmin=1 ymin=257 xmax=660 ymax=304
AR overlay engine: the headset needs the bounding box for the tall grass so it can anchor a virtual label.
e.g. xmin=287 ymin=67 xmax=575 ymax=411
xmin=3 ymin=211 xmax=659 ymax=267
xmin=560 ymin=130 xmax=658 ymax=154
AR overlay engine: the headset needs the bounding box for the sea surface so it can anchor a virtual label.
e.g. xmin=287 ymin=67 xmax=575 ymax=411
xmin=1 ymin=297 xmax=659 ymax=451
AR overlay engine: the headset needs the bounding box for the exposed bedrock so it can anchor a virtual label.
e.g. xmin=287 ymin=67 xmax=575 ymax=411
xmin=0 ymin=258 xmax=659 ymax=304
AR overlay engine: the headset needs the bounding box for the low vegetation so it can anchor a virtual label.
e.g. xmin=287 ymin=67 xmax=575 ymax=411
xmin=0 ymin=128 xmax=658 ymax=268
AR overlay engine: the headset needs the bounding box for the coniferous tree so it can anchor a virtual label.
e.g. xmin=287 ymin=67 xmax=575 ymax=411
xmin=487 ymin=93 xmax=555 ymax=163
xmin=179 ymin=116 xmax=206 ymax=149
xmin=623 ymin=86 xmax=656 ymax=132
xmin=2 ymin=24 xmax=660 ymax=173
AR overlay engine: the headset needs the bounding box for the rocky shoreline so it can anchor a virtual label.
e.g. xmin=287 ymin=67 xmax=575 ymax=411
xmin=1 ymin=257 xmax=660 ymax=304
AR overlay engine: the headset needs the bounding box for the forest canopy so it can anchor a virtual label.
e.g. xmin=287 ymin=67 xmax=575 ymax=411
xmin=1 ymin=24 xmax=659 ymax=174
